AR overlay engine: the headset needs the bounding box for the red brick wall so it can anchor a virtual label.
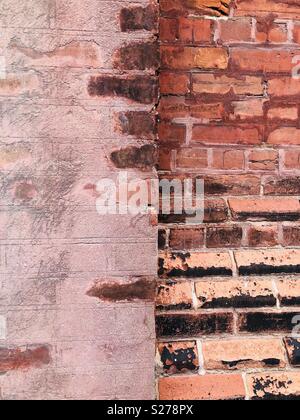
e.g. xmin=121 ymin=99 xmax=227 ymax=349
xmin=157 ymin=0 xmax=300 ymax=400
xmin=0 ymin=0 xmax=158 ymax=400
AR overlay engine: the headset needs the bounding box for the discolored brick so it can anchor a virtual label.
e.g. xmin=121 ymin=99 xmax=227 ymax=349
xmin=196 ymin=279 xmax=276 ymax=309
xmin=157 ymin=341 xmax=199 ymax=374
xmin=156 ymin=312 xmax=234 ymax=338
xmin=156 ymin=281 xmax=193 ymax=311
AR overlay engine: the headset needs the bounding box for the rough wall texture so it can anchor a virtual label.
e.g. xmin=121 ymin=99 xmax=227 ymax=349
xmin=157 ymin=0 xmax=300 ymax=400
xmin=0 ymin=0 xmax=158 ymax=400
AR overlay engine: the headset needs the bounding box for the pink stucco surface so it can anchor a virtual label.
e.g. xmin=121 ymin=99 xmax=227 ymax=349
xmin=0 ymin=0 xmax=157 ymax=400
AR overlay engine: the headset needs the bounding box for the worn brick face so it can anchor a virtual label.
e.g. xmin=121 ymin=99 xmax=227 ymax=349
xmin=1 ymin=0 xmax=159 ymax=401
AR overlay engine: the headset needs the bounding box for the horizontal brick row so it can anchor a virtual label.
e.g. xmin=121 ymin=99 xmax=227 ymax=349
xmin=159 ymin=223 xmax=300 ymax=249
xmin=160 ymin=145 xmax=300 ymax=173
xmin=158 ymin=371 xmax=300 ymax=400
xmin=156 ymin=277 xmax=300 ymax=310
xmin=156 ymin=310 xmax=300 ymax=337
xmin=157 ymin=337 xmax=300 ymax=374
xmin=160 ymin=16 xmax=300 ymax=46
xmin=159 ymin=249 xmax=300 ymax=277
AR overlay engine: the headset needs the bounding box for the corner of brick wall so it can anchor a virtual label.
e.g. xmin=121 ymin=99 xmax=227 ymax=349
xmin=0 ymin=0 xmax=159 ymax=400
xmin=156 ymin=0 xmax=300 ymax=401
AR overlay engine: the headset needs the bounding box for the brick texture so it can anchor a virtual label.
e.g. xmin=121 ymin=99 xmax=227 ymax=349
xmin=157 ymin=0 xmax=300 ymax=401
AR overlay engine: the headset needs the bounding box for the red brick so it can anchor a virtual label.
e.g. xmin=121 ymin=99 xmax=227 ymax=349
xmin=159 ymin=148 xmax=174 ymax=171
xmin=156 ymin=281 xmax=193 ymax=310
xmin=282 ymin=225 xmax=300 ymax=246
xmin=192 ymin=125 xmax=261 ymax=145
xmin=160 ymin=0 xmax=231 ymax=17
xmin=231 ymin=49 xmax=296 ymax=73
xmin=294 ymin=24 xmax=300 ymax=44
xmin=204 ymin=199 xmax=229 ymax=223
xmin=235 ymin=0 xmax=300 ymax=19
xmin=203 ymin=338 xmax=286 ymax=370
xmin=169 ymin=227 xmax=205 ymax=249
xmin=248 ymin=224 xmax=278 ymax=247
xmin=193 ymin=18 xmax=212 ymax=43
xmin=212 ymin=150 xmax=245 ymax=170
xmin=230 ymin=99 xmax=265 ymax=121
xmin=268 ymin=77 xmax=300 ymax=97
xmin=219 ymin=18 xmax=252 ymax=43
xmin=158 ymin=121 xmax=186 ymax=144
xmin=268 ymin=128 xmax=300 ymax=146
xmin=268 ymin=107 xmax=298 ymax=121
xmin=264 ymin=177 xmax=300 ymax=195
xmin=229 ymin=198 xmax=300 ymax=221
xmin=159 ymin=374 xmax=245 ymax=400
xmin=160 ymin=72 xmax=190 ymax=95
xmin=248 ymin=150 xmax=278 ymax=171
xmin=206 ymin=226 xmax=243 ymax=248
xmin=159 ymin=97 xmax=224 ymax=120
xmin=160 ymin=17 xmax=178 ymax=41
xmin=161 ymin=46 xmax=229 ymax=70
xmin=284 ymin=150 xmax=300 ymax=170
xmin=193 ymin=74 xmax=263 ymax=95
xmin=176 ymin=148 xmax=208 ymax=169
xmin=205 ymin=175 xmax=260 ymax=195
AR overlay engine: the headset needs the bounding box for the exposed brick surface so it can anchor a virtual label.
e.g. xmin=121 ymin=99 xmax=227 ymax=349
xmin=159 ymin=374 xmax=246 ymax=400
xmin=203 ymin=338 xmax=286 ymax=370
xmin=157 ymin=0 xmax=300 ymax=401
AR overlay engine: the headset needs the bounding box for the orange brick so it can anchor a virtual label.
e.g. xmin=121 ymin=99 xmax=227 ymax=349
xmin=159 ymin=374 xmax=246 ymax=400
xmin=235 ymin=249 xmax=300 ymax=276
xmin=268 ymin=77 xmax=300 ymax=97
xmin=276 ymin=278 xmax=300 ymax=307
xmin=161 ymin=46 xmax=229 ymax=70
xmin=159 ymin=251 xmax=233 ymax=277
xmin=156 ymin=281 xmax=193 ymax=310
xmin=196 ymin=279 xmax=276 ymax=309
xmin=203 ymin=338 xmax=286 ymax=370
xmin=268 ymin=128 xmax=300 ymax=146
xmin=229 ymin=198 xmax=300 ymax=221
